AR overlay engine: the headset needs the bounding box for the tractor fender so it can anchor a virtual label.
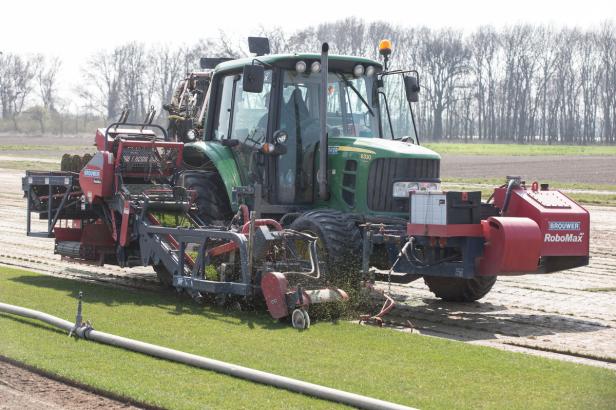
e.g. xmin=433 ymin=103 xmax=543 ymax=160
xmin=183 ymin=141 xmax=242 ymax=210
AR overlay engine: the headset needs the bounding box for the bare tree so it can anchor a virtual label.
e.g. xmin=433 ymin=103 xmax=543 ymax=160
xmin=36 ymin=55 xmax=62 ymax=113
xmin=418 ymin=28 xmax=470 ymax=139
xmin=0 ymin=53 xmax=36 ymax=130
xmin=119 ymin=43 xmax=148 ymax=120
xmin=6 ymin=18 xmax=616 ymax=144
xmin=598 ymin=22 xmax=616 ymax=143
xmin=82 ymin=47 xmax=127 ymax=120
xmin=149 ymin=44 xmax=186 ymax=116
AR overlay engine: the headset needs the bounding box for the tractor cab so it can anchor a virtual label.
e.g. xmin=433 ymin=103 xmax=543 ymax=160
xmin=182 ymin=37 xmax=433 ymax=219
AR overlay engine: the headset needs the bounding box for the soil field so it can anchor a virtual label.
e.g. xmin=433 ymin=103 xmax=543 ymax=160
xmin=2 ymin=134 xmax=616 ymax=185
xmin=1 ymin=169 xmax=615 ymax=371
xmin=0 ymin=356 xmax=145 ymax=410
xmin=440 ymin=154 xmax=616 ymax=185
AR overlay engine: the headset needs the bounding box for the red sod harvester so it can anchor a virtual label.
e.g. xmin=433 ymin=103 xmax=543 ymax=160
xmin=23 ymin=120 xmax=347 ymax=329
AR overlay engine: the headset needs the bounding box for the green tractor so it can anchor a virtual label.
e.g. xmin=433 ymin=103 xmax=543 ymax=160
xmin=166 ymin=37 xmax=491 ymax=301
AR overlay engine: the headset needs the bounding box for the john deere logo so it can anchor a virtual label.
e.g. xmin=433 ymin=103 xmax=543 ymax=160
xmin=548 ymin=221 xmax=581 ymax=231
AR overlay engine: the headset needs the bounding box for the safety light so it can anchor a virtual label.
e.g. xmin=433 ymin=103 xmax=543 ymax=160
xmin=295 ymin=60 xmax=307 ymax=73
xmin=261 ymin=143 xmax=276 ymax=154
xmin=311 ymin=61 xmax=321 ymax=73
xmin=365 ymin=65 xmax=375 ymax=77
xmin=353 ymin=64 xmax=364 ymax=77
xmin=379 ymin=39 xmax=392 ymax=56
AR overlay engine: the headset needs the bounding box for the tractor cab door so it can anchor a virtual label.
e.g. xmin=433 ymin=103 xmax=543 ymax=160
xmin=274 ymin=72 xmax=324 ymax=204
xmin=212 ymin=70 xmax=272 ymax=184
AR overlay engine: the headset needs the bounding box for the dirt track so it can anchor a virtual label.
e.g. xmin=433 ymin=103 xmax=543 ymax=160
xmin=0 ymin=357 xmax=144 ymax=410
xmin=440 ymin=154 xmax=616 ymax=184
xmin=3 ymin=133 xmax=616 ymax=184
xmin=1 ymin=168 xmax=616 ymax=371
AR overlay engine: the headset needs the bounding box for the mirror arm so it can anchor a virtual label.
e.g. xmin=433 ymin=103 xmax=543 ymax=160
xmin=408 ymin=99 xmax=420 ymax=145
xmin=378 ymin=90 xmax=395 ymax=139
xmin=252 ymin=58 xmax=273 ymax=68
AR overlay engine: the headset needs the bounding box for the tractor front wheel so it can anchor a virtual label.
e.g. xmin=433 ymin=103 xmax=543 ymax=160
xmin=289 ymin=209 xmax=362 ymax=288
xmin=423 ymin=276 xmax=497 ymax=302
xmin=180 ymin=172 xmax=232 ymax=225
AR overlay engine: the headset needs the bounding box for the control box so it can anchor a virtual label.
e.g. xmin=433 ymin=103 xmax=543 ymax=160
xmin=410 ymin=191 xmax=481 ymax=225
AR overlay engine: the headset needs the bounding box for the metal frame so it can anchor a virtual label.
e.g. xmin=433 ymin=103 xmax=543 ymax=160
xmin=136 ymin=216 xmax=322 ymax=298
xmin=22 ymin=172 xmax=75 ymax=238
xmin=137 ymin=218 xmax=254 ymax=296
xmin=361 ymin=223 xmax=486 ymax=282
xmin=103 ymin=122 xmax=168 ymax=151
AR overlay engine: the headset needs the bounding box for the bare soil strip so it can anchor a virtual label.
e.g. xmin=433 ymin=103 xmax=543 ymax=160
xmin=0 ymin=356 xmax=148 ymax=410
xmin=2 ymin=168 xmax=615 ymax=370
xmin=440 ymin=154 xmax=616 ymax=185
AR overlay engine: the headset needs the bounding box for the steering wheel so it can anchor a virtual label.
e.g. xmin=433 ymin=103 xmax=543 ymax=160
xmin=245 ymin=127 xmax=266 ymax=148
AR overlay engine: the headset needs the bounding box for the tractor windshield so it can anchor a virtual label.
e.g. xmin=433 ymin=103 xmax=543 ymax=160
xmin=275 ymin=68 xmax=418 ymax=204
xmin=279 ymin=69 xmax=417 ymax=142
xmin=377 ymin=73 xmax=418 ymax=142
xmin=279 ymin=70 xmax=379 ymax=141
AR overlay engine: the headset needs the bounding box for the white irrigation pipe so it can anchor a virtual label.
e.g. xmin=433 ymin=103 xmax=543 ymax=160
xmin=0 ymin=301 xmax=416 ymax=410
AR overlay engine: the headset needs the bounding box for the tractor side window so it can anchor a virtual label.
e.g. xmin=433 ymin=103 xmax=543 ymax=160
xmin=343 ymin=77 xmax=376 ymax=138
xmin=230 ymin=70 xmax=272 ymax=147
xmin=379 ymin=74 xmax=416 ymax=140
xmin=222 ymin=70 xmax=272 ymax=184
xmin=213 ymin=75 xmax=236 ymax=140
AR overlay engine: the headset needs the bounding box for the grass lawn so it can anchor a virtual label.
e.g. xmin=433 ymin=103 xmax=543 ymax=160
xmin=441 ymin=177 xmax=616 ymax=192
xmin=443 ymin=185 xmax=616 ymax=207
xmin=0 ymin=160 xmax=60 ymax=171
xmin=0 ymin=144 xmax=91 ymax=152
xmin=0 ymin=267 xmax=614 ymax=409
xmin=441 ymin=178 xmax=616 ymax=207
xmin=423 ymin=143 xmax=616 ymax=156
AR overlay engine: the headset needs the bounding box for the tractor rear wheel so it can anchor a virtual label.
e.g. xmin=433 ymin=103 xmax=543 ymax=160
xmin=423 ymin=276 xmax=497 ymax=302
xmin=180 ymin=172 xmax=232 ymax=225
xmin=289 ymin=209 xmax=362 ymax=288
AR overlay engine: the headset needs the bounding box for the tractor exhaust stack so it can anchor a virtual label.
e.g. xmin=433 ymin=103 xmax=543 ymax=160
xmin=318 ymin=42 xmax=330 ymax=201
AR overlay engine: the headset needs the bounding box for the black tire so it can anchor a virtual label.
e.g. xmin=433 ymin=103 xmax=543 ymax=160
xmin=180 ymin=172 xmax=232 ymax=225
xmin=60 ymin=154 xmax=72 ymax=171
xmin=423 ymin=276 xmax=497 ymax=302
xmin=289 ymin=209 xmax=362 ymax=287
xmin=153 ymin=263 xmax=173 ymax=288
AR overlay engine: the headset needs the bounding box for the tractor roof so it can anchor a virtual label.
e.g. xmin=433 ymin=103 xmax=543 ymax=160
xmin=214 ymin=53 xmax=382 ymax=73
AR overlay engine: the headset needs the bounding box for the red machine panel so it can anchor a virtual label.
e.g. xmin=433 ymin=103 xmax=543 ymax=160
xmin=478 ymin=217 xmax=542 ymax=275
xmin=94 ymin=128 xmax=110 ymax=151
xmin=79 ymin=151 xmax=114 ymax=203
xmin=493 ymin=187 xmax=589 ymax=257
xmin=261 ymin=272 xmax=290 ymax=319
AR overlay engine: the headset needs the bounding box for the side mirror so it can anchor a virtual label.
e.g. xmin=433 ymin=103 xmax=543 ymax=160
xmin=242 ymin=64 xmax=264 ymax=93
xmin=404 ymin=75 xmax=420 ymax=103
xmin=273 ymin=130 xmax=288 ymax=145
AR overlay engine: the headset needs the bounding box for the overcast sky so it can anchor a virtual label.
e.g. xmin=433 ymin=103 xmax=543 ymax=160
xmin=1 ymin=0 xmax=614 ymax=106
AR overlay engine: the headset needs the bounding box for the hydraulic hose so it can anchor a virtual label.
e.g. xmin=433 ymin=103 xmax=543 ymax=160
xmin=501 ymin=178 xmax=517 ymax=216
xmin=0 ymin=301 xmax=415 ymax=410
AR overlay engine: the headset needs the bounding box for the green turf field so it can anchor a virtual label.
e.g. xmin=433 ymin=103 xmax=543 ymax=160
xmin=1 ymin=267 xmax=614 ymax=409
xmin=423 ymin=143 xmax=616 ymax=156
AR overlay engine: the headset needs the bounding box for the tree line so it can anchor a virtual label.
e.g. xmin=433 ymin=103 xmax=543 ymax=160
xmin=1 ymin=19 xmax=615 ymax=144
